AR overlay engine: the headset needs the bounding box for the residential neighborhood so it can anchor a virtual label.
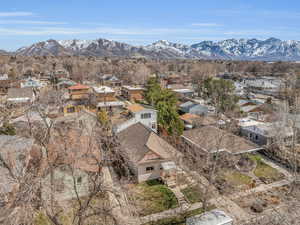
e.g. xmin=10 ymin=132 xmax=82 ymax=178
xmin=0 ymin=2 xmax=300 ymax=224
xmin=0 ymin=59 xmax=299 ymax=225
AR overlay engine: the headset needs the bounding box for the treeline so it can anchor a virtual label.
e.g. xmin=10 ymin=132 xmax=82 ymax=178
xmin=1 ymin=55 xmax=300 ymax=84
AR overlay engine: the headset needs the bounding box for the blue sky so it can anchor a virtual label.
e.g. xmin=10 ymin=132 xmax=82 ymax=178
xmin=1 ymin=0 xmax=300 ymax=50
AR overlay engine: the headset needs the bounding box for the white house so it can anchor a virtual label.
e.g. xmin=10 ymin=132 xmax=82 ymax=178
xmin=21 ymin=77 xmax=44 ymax=88
xmin=113 ymin=104 xmax=157 ymax=133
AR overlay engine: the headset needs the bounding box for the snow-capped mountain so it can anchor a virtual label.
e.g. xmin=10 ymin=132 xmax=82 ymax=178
xmin=16 ymin=39 xmax=73 ymax=56
xmin=0 ymin=50 xmax=9 ymax=55
xmin=14 ymin=37 xmax=300 ymax=61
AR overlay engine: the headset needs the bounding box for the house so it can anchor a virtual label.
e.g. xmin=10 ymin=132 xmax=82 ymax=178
xmin=186 ymin=209 xmax=233 ymax=225
xmin=0 ymin=135 xmax=37 ymax=201
xmin=180 ymin=113 xmax=217 ymax=129
xmin=121 ymin=85 xmax=144 ymax=102
xmin=100 ymin=74 xmax=122 ymax=87
xmin=182 ymin=126 xmax=262 ymax=156
xmin=243 ymin=77 xmax=283 ymax=96
xmin=93 ymin=86 xmax=116 ymax=102
xmin=118 ymin=122 xmax=180 ymax=182
xmin=56 ymin=79 xmax=76 ymax=89
xmin=166 ymin=73 xmax=181 ymax=85
xmin=54 ymin=109 xmax=98 ymax=134
xmin=234 ymin=82 xmax=246 ymax=96
xmin=240 ymin=123 xmax=294 ymax=146
xmin=68 ymin=84 xmax=90 ymax=100
xmin=240 ymin=103 xmax=273 ymax=120
xmin=179 ymin=101 xmax=209 ymax=116
xmin=180 ymin=113 xmax=201 ymax=129
xmin=21 ymin=77 xmax=44 ymax=88
xmin=92 ymin=86 xmax=126 ymax=112
xmin=173 ymin=88 xmax=195 ymax=98
xmin=54 ymin=69 xmax=69 ymax=79
xmin=113 ymin=104 xmax=157 ymax=133
xmin=0 ymin=74 xmax=8 ymax=80
xmin=63 ymin=100 xmax=90 ymax=116
xmin=6 ymin=87 xmax=35 ymax=104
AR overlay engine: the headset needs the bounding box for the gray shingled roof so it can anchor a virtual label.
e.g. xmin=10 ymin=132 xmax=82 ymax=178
xmin=7 ymin=87 xmax=34 ymax=99
xmin=117 ymin=123 xmax=176 ymax=164
xmin=182 ymin=126 xmax=260 ymax=154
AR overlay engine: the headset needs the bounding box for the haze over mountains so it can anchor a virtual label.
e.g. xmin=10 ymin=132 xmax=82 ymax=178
xmin=6 ymin=37 xmax=300 ymax=61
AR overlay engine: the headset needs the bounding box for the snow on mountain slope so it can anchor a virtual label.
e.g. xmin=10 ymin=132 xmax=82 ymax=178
xmin=15 ymin=37 xmax=300 ymax=61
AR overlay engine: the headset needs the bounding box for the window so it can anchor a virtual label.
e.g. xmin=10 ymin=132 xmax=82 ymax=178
xmin=255 ymin=135 xmax=258 ymax=140
xmin=77 ymin=176 xmax=82 ymax=185
xmin=152 ymin=123 xmax=156 ymax=129
xmin=67 ymin=106 xmax=75 ymax=113
xmin=141 ymin=113 xmax=151 ymax=119
xmin=146 ymin=166 xmax=154 ymax=172
xmin=79 ymin=120 xmax=83 ymax=128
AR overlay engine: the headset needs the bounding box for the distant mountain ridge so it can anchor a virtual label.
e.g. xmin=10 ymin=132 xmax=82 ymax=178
xmin=10 ymin=37 xmax=300 ymax=61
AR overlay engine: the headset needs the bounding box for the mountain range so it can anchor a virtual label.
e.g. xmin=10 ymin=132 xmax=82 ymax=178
xmin=5 ymin=37 xmax=300 ymax=61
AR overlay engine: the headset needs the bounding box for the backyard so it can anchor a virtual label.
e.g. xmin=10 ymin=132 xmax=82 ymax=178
xmin=181 ymin=185 xmax=204 ymax=204
xmin=248 ymin=154 xmax=284 ymax=183
xmin=128 ymin=179 xmax=179 ymax=216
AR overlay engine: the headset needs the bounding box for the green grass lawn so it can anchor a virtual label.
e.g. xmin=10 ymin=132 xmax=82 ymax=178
xmin=132 ymin=179 xmax=179 ymax=216
xmin=221 ymin=170 xmax=253 ymax=187
xmin=225 ymin=170 xmax=253 ymax=186
xmin=248 ymin=154 xmax=284 ymax=182
xmin=143 ymin=205 xmax=216 ymax=225
xmin=143 ymin=207 xmax=205 ymax=225
xmin=181 ymin=186 xmax=203 ymax=204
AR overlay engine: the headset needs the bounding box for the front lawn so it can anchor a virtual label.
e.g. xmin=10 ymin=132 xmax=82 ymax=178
xmin=130 ymin=179 xmax=178 ymax=216
xmin=248 ymin=154 xmax=284 ymax=183
xmin=181 ymin=186 xmax=203 ymax=204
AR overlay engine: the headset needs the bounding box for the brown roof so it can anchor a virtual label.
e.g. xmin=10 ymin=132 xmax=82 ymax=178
xmin=180 ymin=113 xmax=200 ymax=124
xmin=68 ymin=83 xmax=90 ymax=90
xmin=180 ymin=114 xmax=217 ymax=126
xmin=127 ymin=104 xmax=145 ymax=113
xmin=182 ymin=126 xmax=260 ymax=155
xmin=7 ymin=87 xmax=34 ymax=99
xmin=118 ymin=123 xmax=178 ymax=164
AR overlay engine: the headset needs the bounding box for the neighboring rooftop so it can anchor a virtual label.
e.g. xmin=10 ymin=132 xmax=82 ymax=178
xmin=182 ymin=126 xmax=261 ymax=154
xmin=242 ymin=123 xmax=294 ymax=138
xmin=93 ymin=86 xmax=115 ymax=93
xmin=173 ymin=88 xmax=194 ymax=93
xmin=97 ymin=101 xmax=124 ymax=108
xmin=68 ymin=83 xmax=90 ymax=90
xmin=127 ymin=104 xmax=145 ymax=113
xmin=122 ymin=85 xmax=144 ymax=90
xmin=180 ymin=113 xmax=200 ymax=124
xmin=7 ymin=87 xmax=34 ymax=99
